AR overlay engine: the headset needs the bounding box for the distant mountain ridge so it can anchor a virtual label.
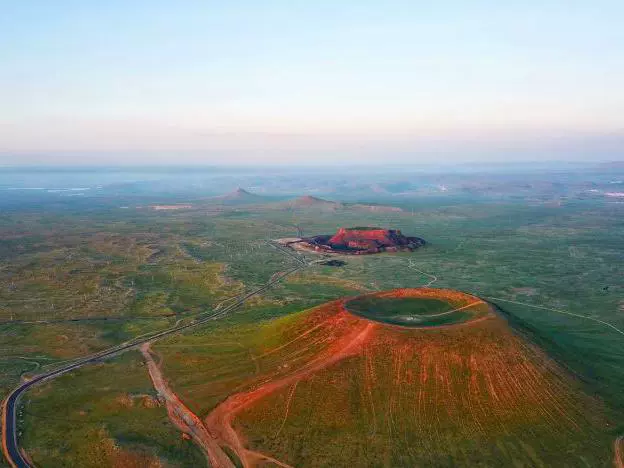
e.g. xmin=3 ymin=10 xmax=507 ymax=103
xmin=278 ymin=194 xmax=403 ymax=212
xmin=290 ymin=195 xmax=340 ymax=207
xmin=208 ymin=189 xmax=405 ymax=211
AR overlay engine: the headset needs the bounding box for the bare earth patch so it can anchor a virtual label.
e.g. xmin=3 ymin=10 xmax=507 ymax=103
xmin=140 ymin=343 xmax=236 ymax=468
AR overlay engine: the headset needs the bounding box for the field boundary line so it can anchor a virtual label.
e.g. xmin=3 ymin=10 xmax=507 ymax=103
xmin=484 ymin=296 xmax=624 ymax=337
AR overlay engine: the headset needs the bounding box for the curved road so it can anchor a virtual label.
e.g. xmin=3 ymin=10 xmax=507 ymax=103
xmin=8 ymin=246 xmax=621 ymax=467
xmin=2 ymin=243 xmax=311 ymax=468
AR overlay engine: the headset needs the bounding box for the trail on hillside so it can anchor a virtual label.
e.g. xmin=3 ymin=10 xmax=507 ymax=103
xmin=140 ymin=343 xmax=235 ymax=468
xmin=204 ymin=312 xmax=377 ymax=468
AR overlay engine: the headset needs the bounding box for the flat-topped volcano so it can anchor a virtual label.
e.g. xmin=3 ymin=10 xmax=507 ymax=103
xmin=288 ymin=226 xmax=425 ymax=254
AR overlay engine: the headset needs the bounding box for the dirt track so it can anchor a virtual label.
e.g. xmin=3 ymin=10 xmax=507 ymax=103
xmin=140 ymin=343 xmax=235 ymax=468
xmin=2 ymin=241 xmax=312 ymax=468
xmin=203 ymin=311 xmax=376 ymax=468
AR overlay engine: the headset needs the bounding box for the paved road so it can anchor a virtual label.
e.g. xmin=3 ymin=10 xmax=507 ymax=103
xmin=0 ymin=314 xmax=177 ymax=326
xmin=2 ymin=244 xmax=310 ymax=468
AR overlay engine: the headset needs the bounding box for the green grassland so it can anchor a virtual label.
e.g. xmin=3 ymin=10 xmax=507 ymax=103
xmin=20 ymin=352 xmax=205 ymax=467
xmin=0 ymin=210 xmax=302 ymax=395
xmin=3 ymin=195 xmax=624 ymax=466
xmin=263 ymin=201 xmax=624 ymax=410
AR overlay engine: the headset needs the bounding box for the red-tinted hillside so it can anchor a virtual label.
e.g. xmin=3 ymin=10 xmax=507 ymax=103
xmin=289 ymin=227 xmax=425 ymax=255
xmin=329 ymin=228 xmax=404 ymax=247
xmin=326 ymin=227 xmax=422 ymax=252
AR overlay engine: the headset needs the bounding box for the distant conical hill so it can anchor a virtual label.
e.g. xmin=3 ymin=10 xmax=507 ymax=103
xmin=212 ymin=187 xmax=267 ymax=204
xmin=223 ymin=187 xmax=258 ymax=199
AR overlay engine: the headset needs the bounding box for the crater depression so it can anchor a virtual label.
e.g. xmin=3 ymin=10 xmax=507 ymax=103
xmin=153 ymin=288 xmax=614 ymax=467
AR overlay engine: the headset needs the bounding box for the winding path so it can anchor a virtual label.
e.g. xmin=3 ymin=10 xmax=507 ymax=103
xmin=203 ymin=317 xmax=376 ymax=468
xmin=2 ymin=244 xmax=312 ymax=468
xmin=406 ymin=259 xmax=437 ymax=287
xmin=483 ymin=296 xmax=624 ymax=337
xmin=3 ymin=243 xmax=623 ymax=467
xmin=141 ymin=343 xmax=235 ymax=468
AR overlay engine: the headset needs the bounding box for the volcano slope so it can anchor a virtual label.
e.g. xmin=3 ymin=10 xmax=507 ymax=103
xmin=157 ymin=288 xmax=615 ymax=467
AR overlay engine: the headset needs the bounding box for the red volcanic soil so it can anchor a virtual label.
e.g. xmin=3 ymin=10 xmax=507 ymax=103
xmin=308 ymin=227 xmax=425 ymax=254
xmin=329 ymin=227 xmax=408 ymax=247
xmin=204 ymin=302 xmax=375 ymax=467
xmin=202 ymin=289 xmax=487 ymax=467
xmin=197 ymin=289 xmax=613 ymax=467
xmin=141 ymin=344 xmax=235 ymax=467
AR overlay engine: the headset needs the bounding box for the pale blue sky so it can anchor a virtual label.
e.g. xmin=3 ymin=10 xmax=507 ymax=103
xmin=1 ymin=1 xmax=623 ymax=164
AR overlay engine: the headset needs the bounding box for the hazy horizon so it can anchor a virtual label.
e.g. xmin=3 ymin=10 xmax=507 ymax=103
xmin=2 ymin=2 xmax=623 ymax=165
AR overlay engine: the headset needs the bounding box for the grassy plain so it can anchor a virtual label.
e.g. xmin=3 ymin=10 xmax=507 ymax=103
xmin=2 ymin=193 xmax=623 ymax=466
xmin=19 ymin=352 xmax=205 ymax=467
xmin=0 ymin=208 xmax=301 ymax=466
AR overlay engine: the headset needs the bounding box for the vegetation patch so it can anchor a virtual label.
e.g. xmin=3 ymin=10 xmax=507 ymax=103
xmin=20 ymin=352 xmax=205 ymax=467
xmin=2 ymin=192 xmax=624 ymax=467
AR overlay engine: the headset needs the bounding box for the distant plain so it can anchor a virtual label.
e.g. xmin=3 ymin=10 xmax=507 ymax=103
xmin=1 ymin=166 xmax=622 ymax=466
